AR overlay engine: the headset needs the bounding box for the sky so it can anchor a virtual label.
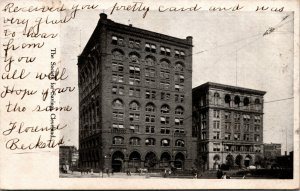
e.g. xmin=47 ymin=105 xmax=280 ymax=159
xmin=60 ymin=9 xmax=294 ymax=155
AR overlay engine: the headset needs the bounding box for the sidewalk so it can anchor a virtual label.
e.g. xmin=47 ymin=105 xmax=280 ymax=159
xmin=60 ymin=171 xmax=160 ymax=178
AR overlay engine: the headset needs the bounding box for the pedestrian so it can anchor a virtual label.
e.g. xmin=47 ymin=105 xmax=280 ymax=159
xmin=163 ymin=169 xmax=167 ymax=178
xmin=217 ymin=169 xmax=223 ymax=179
xmin=106 ymin=168 xmax=109 ymax=177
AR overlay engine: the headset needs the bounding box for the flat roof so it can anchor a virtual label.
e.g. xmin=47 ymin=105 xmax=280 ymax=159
xmin=193 ymin=82 xmax=266 ymax=95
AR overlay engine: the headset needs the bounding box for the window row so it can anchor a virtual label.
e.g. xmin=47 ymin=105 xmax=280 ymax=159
xmin=112 ymin=123 xmax=185 ymax=135
xmin=112 ymin=99 xmax=184 ymax=114
xmin=111 ymin=49 xmax=185 ymax=70
xmin=111 ymin=36 xmax=186 ymax=59
xmin=200 ymin=132 xmax=261 ymax=141
xmin=111 ymin=74 xmax=185 ymax=90
xmin=112 ymin=136 xmax=185 ymax=147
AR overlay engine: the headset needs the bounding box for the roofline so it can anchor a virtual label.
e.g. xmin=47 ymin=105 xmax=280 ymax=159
xmin=78 ymin=13 xmax=193 ymax=59
xmin=193 ymin=82 xmax=266 ymax=95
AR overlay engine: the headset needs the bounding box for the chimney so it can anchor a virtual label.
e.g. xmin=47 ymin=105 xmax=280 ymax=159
xmin=186 ymin=36 xmax=193 ymax=44
xmin=100 ymin=13 xmax=107 ymax=20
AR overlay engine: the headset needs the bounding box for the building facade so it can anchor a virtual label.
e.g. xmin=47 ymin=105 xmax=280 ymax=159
xmin=59 ymin=146 xmax=79 ymax=168
xmin=192 ymin=82 xmax=266 ymax=170
xmin=78 ymin=13 xmax=196 ymax=172
xmin=264 ymin=143 xmax=281 ymax=159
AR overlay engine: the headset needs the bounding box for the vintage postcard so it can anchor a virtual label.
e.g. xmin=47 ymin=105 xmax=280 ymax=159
xmin=0 ymin=0 xmax=299 ymax=189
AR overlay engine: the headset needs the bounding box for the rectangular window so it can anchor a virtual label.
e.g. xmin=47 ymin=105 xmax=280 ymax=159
xmin=145 ymin=115 xmax=155 ymax=123
xmin=175 ymin=84 xmax=184 ymax=91
xmin=213 ymin=110 xmax=220 ymax=118
xmin=129 ymin=124 xmax=139 ymax=133
xmin=112 ymin=74 xmax=124 ymax=83
xmin=112 ymin=112 xmax=124 ymax=121
xmin=213 ymin=143 xmax=221 ymax=151
xmin=129 ymin=88 xmax=140 ymax=97
xmin=255 ymin=125 xmax=260 ymax=132
xmin=145 ymin=43 xmax=156 ymax=53
xmin=175 ymin=117 xmax=184 ymax=125
xmin=180 ymin=51 xmax=185 ymax=59
xmin=234 ymin=134 xmax=240 ymax=140
xmin=160 ymin=127 xmax=170 ymax=134
xmin=234 ymin=113 xmax=240 ymax=121
xmin=145 ymin=78 xmax=155 ymax=87
xmin=175 ymin=50 xmax=180 ymax=58
xmin=160 ymin=116 xmax=170 ymax=124
xmin=129 ymin=76 xmax=140 ymax=85
xmin=201 ymin=132 xmax=207 ymax=140
xmin=254 ymin=134 xmax=260 ymax=142
xmin=244 ymin=134 xmax=250 ymax=141
xmin=213 ymin=121 xmax=220 ymax=129
xmin=174 ymin=128 xmax=185 ymax=134
xmin=225 ymin=122 xmax=231 ymax=131
xmin=129 ymin=65 xmax=140 ymax=75
xmin=129 ymin=113 xmax=140 ymax=121
xmin=244 ymin=124 xmax=250 ymax=132
xmin=145 ymin=68 xmax=155 ymax=77
xmin=146 ymin=125 xmax=155 ymax=134
xmin=213 ymin=132 xmax=220 ymax=139
xmin=112 ymin=85 xmax=124 ymax=95
xmin=160 ymin=46 xmax=166 ymax=55
xmin=224 ymin=133 xmax=231 ymax=140
xmin=201 ymin=121 xmax=207 ymax=130
xmin=235 ymin=123 xmax=241 ymax=131
xmin=225 ymin=112 xmax=231 ymax=120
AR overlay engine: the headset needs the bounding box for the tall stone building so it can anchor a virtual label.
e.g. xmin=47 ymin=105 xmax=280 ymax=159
xmin=192 ymin=82 xmax=266 ymax=170
xmin=77 ymin=13 xmax=196 ymax=172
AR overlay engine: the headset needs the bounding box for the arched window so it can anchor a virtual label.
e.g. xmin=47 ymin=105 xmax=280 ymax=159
xmin=255 ymin=98 xmax=260 ymax=104
xmin=129 ymin=137 xmax=141 ymax=146
xmin=129 ymin=101 xmax=140 ymax=111
xmin=234 ymin=96 xmax=240 ymax=106
xmin=175 ymin=62 xmax=184 ymax=72
xmin=213 ymin=92 xmax=220 ymax=105
xmin=213 ymin=154 xmax=220 ymax=161
xmin=175 ymin=106 xmax=184 ymax=115
xmin=112 ymin=136 xmax=124 ymax=145
xmin=244 ymin=97 xmax=250 ymax=106
xmin=161 ymin=139 xmax=170 ymax=146
xmin=145 ymin=138 xmax=155 ymax=146
xmin=112 ymin=99 xmax=123 ymax=109
xmin=145 ymin=103 xmax=155 ymax=112
xmin=225 ymin=94 xmax=231 ymax=105
xmin=255 ymin=98 xmax=261 ymax=110
xmin=160 ymin=59 xmax=171 ymax=69
xmin=129 ymin=52 xmax=140 ymax=63
xmin=161 ymin=104 xmax=170 ymax=114
xmin=145 ymin=55 xmax=156 ymax=66
xmin=112 ymin=49 xmax=124 ymax=61
xmin=175 ymin=139 xmax=185 ymax=147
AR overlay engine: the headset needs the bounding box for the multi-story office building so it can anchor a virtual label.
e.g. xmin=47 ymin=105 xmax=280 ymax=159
xmin=264 ymin=143 xmax=281 ymax=159
xmin=192 ymin=82 xmax=266 ymax=170
xmin=77 ymin=13 xmax=196 ymax=172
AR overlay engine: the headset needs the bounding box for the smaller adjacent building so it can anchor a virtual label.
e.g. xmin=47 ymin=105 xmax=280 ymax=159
xmin=59 ymin=146 xmax=79 ymax=168
xmin=193 ymin=82 xmax=266 ymax=170
xmin=264 ymin=143 xmax=281 ymax=159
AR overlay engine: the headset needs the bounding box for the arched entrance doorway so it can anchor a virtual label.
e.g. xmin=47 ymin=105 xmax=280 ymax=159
xmin=111 ymin=151 xmax=124 ymax=172
xmin=213 ymin=154 xmax=220 ymax=170
xmin=160 ymin=152 xmax=171 ymax=168
xmin=226 ymin=155 xmax=234 ymax=169
xmin=244 ymin=155 xmax=252 ymax=167
xmin=129 ymin=151 xmax=141 ymax=169
xmin=145 ymin=152 xmax=158 ymax=168
xmin=235 ymin=155 xmax=243 ymax=168
xmin=174 ymin=152 xmax=185 ymax=169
